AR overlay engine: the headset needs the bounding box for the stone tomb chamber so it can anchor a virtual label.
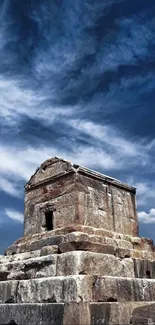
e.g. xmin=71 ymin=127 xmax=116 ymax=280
xmin=0 ymin=157 xmax=155 ymax=324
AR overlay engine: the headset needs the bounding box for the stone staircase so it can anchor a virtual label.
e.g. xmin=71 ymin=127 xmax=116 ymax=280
xmin=0 ymin=226 xmax=155 ymax=324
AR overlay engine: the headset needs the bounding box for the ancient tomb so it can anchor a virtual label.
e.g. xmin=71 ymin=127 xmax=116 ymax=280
xmin=0 ymin=157 xmax=155 ymax=324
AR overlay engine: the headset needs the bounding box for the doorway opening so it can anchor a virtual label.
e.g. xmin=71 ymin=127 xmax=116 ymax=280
xmin=45 ymin=210 xmax=53 ymax=231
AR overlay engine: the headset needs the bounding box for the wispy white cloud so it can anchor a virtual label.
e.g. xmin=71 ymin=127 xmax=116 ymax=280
xmin=0 ymin=76 xmax=73 ymax=127
xmin=126 ymin=179 xmax=155 ymax=209
xmin=137 ymin=183 xmax=155 ymax=209
xmin=32 ymin=2 xmax=155 ymax=80
xmin=0 ymin=144 xmax=53 ymax=183
xmin=0 ymin=177 xmax=21 ymax=198
xmin=138 ymin=209 xmax=155 ymax=224
xmin=93 ymin=15 xmax=155 ymax=76
xmin=5 ymin=208 xmax=24 ymax=223
xmin=0 ymin=145 xmax=33 ymax=180
xmin=68 ymin=119 xmax=152 ymax=170
xmin=111 ymin=15 xmax=155 ymax=65
xmin=70 ymin=119 xmax=139 ymax=156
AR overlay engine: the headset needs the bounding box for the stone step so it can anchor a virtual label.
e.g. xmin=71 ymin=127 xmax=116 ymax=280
xmin=0 ymin=250 xmax=41 ymax=263
xmin=6 ymin=224 xmax=154 ymax=245
xmin=0 ymin=251 xmax=155 ymax=281
xmin=58 ymin=241 xmax=155 ymax=260
xmin=1 ymin=275 xmax=155 ymax=304
xmin=1 ymin=240 xmax=155 ymax=270
xmin=0 ymin=302 xmax=154 ymax=325
xmin=0 ymin=251 xmax=135 ymax=280
xmin=5 ymin=229 xmax=155 ymax=256
xmin=5 ymin=231 xmax=133 ymax=255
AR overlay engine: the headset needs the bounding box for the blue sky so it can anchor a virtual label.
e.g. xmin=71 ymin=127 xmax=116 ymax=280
xmin=0 ymin=0 xmax=155 ymax=254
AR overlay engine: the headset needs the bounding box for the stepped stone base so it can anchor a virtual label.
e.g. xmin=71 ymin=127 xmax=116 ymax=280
xmin=0 ymin=302 xmax=155 ymax=325
xmin=1 ymin=229 xmax=155 ymax=282
xmin=1 ymin=227 xmax=155 ymax=324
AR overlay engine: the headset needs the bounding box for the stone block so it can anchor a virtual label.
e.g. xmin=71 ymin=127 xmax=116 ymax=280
xmin=0 ymin=303 xmax=64 ymax=325
xmin=0 ymin=276 xmax=93 ymax=304
xmin=57 ymin=251 xmax=134 ymax=277
xmin=59 ymin=241 xmax=115 ymax=255
xmin=94 ymin=228 xmax=114 ymax=238
xmin=63 ymin=302 xmax=90 ymax=325
xmin=40 ymin=245 xmax=58 ymax=256
xmin=93 ymin=276 xmax=155 ymax=302
xmin=114 ymin=247 xmax=131 ymax=258
xmin=134 ymin=259 xmax=155 ymax=279
xmin=130 ymin=237 xmax=141 ymax=245
xmin=0 ymin=255 xmax=57 ymax=280
xmin=6 ymin=235 xmax=65 ymax=255
xmin=142 ymin=251 xmax=155 ymax=260
xmin=90 ymin=302 xmax=155 ymax=325
xmin=130 ymin=249 xmax=143 ymax=259
xmin=90 ymin=302 xmax=113 ymax=325
xmin=64 ymin=232 xmax=89 ymax=243
xmin=131 ymin=303 xmax=155 ymax=325
xmin=0 ymin=280 xmax=18 ymax=304
xmin=115 ymin=239 xmax=133 ymax=249
xmin=89 ymin=234 xmax=116 ymax=246
xmin=7 ymin=271 xmax=26 ymax=281
xmin=8 ymin=250 xmax=40 ymax=262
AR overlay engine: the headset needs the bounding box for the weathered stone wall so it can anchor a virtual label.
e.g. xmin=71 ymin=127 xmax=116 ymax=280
xmin=24 ymin=173 xmax=78 ymax=235
xmin=75 ymin=174 xmax=137 ymax=236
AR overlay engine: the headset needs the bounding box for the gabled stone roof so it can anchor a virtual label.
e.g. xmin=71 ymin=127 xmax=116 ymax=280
xmin=25 ymin=156 xmax=136 ymax=193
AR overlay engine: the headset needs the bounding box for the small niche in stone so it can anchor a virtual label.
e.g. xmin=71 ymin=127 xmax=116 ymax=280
xmin=45 ymin=210 xmax=53 ymax=231
xmin=107 ymin=297 xmax=118 ymax=302
xmin=7 ymin=321 xmax=17 ymax=325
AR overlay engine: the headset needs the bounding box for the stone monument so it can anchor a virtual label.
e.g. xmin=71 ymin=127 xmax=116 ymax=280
xmin=0 ymin=157 xmax=155 ymax=324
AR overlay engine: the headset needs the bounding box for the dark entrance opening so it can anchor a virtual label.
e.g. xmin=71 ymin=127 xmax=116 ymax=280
xmin=45 ymin=210 xmax=53 ymax=231
xmin=146 ymin=270 xmax=151 ymax=278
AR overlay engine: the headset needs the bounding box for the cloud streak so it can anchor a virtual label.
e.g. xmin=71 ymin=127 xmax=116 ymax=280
xmin=0 ymin=177 xmax=21 ymax=198
xmin=138 ymin=209 xmax=155 ymax=224
xmin=5 ymin=208 xmax=24 ymax=223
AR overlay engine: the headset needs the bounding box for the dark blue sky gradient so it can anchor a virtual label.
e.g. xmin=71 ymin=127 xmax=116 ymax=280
xmin=0 ymin=0 xmax=155 ymax=253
